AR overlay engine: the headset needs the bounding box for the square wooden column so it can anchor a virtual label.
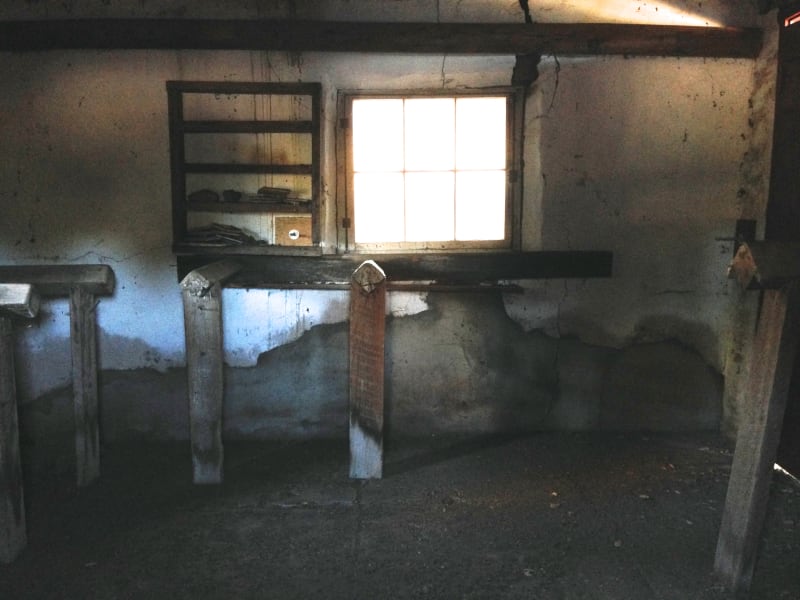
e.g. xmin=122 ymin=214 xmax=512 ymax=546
xmin=0 ymin=316 xmax=26 ymax=563
xmin=714 ymin=284 xmax=799 ymax=591
xmin=70 ymin=286 xmax=101 ymax=487
xmin=349 ymin=260 xmax=386 ymax=479
xmin=181 ymin=260 xmax=241 ymax=484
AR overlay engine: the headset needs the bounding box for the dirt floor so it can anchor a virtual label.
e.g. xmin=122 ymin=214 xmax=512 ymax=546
xmin=1 ymin=432 xmax=798 ymax=599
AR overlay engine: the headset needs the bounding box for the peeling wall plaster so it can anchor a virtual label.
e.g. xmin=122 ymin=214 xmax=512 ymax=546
xmin=221 ymin=288 xmax=429 ymax=368
xmin=19 ymin=293 xmax=722 ymax=446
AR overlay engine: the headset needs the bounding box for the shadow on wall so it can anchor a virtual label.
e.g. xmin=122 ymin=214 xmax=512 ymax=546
xmin=17 ymin=292 xmax=722 ymax=464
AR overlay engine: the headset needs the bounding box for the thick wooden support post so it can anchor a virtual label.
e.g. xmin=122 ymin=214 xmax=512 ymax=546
xmin=0 ymin=318 xmax=26 ymax=563
xmin=181 ymin=260 xmax=241 ymax=484
xmin=69 ymin=286 xmax=100 ymax=487
xmin=0 ymin=284 xmax=39 ymax=563
xmin=349 ymin=261 xmax=386 ymax=479
xmin=714 ymin=285 xmax=799 ymax=592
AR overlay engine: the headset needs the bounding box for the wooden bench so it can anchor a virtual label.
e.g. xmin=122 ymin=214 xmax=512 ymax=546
xmin=180 ymin=259 xmax=389 ymax=483
xmin=180 ymin=252 xmax=613 ymax=484
xmin=0 ymin=265 xmax=115 ymax=488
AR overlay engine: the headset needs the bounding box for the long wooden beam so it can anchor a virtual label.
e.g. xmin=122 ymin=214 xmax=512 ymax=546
xmin=177 ymin=251 xmax=613 ymax=286
xmin=0 ymin=19 xmax=762 ymax=58
xmin=0 ymin=265 xmax=115 ymax=296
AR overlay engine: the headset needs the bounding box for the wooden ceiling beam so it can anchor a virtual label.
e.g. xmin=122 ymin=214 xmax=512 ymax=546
xmin=0 ymin=19 xmax=762 ymax=58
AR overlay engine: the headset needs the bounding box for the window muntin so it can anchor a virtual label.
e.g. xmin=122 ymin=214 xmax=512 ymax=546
xmin=345 ymin=91 xmax=519 ymax=251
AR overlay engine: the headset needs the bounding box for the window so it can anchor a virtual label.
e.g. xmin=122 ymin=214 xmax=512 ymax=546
xmin=340 ymin=89 xmax=523 ymax=252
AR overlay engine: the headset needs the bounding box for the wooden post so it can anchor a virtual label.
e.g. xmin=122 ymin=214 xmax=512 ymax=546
xmin=714 ymin=284 xmax=799 ymax=592
xmin=181 ymin=260 xmax=241 ymax=484
xmin=69 ymin=286 xmax=100 ymax=487
xmin=349 ymin=260 xmax=386 ymax=479
xmin=0 ymin=317 xmax=25 ymax=563
xmin=0 ymin=283 xmax=39 ymax=563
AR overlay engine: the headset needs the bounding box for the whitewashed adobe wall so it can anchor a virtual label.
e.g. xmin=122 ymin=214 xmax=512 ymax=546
xmin=0 ymin=0 xmax=776 ymax=439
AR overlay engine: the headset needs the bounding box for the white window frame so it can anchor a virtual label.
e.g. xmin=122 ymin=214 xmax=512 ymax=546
xmin=337 ymin=87 xmax=524 ymax=253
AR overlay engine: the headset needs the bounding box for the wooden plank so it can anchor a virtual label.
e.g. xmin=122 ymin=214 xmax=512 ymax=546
xmin=0 ymin=284 xmax=40 ymax=319
xmin=727 ymin=241 xmax=800 ymax=289
xmin=0 ymin=19 xmax=762 ymax=58
xmin=168 ymin=84 xmax=188 ymax=246
xmin=349 ymin=261 xmax=387 ymax=479
xmin=186 ymin=202 xmax=312 ymax=215
xmin=70 ymin=286 xmax=100 ymax=487
xmin=182 ymin=120 xmax=314 ymax=134
xmin=311 ymin=86 xmax=322 ymax=245
xmin=183 ymin=163 xmax=313 ymax=175
xmin=0 ymin=317 xmax=27 ymax=563
xmin=181 ymin=261 xmax=242 ymax=484
xmin=168 ymin=80 xmax=322 ymax=95
xmin=0 ymin=265 xmax=114 ymax=297
xmin=714 ymin=285 xmax=800 ymax=592
xmin=177 ymin=251 xmax=613 ymax=285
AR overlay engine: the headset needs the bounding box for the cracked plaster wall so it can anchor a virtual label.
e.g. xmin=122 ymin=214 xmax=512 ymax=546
xmin=0 ymin=0 xmax=777 ymax=443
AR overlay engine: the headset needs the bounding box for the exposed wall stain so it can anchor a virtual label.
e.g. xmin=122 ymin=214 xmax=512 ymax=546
xmin=18 ymin=293 xmax=725 ymax=451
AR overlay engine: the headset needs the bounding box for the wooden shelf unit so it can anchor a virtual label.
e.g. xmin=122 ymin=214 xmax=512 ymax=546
xmin=167 ymin=81 xmax=321 ymax=254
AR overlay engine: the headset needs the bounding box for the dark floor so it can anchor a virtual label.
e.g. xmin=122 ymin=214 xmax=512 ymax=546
xmin=1 ymin=432 xmax=799 ymax=599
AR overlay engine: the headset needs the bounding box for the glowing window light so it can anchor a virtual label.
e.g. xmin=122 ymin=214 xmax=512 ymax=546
xmin=351 ymin=96 xmax=507 ymax=245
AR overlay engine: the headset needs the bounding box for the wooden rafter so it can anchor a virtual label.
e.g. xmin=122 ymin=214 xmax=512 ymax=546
xmin=0 ymin=19 xmax=762 ymax=58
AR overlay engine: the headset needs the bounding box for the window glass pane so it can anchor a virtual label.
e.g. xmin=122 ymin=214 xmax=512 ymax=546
xmin=406 ymin=172 xmax=455 ymax=241
xmin=354 ymin=173 xmax=405 ymax=242
xmin=405 ymin=99 xmax=455 ymax=172
xmin=456 ymin=97 xmax=506 ymax=171
xmin=353 ymin=99 xmax=404 ymax=172
xmin=456 ymin=171 xmax=506 ymax=240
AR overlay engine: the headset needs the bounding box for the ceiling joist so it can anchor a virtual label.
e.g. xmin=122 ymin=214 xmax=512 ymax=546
xmin=0 ymin=19 xmax=762 ymax=58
